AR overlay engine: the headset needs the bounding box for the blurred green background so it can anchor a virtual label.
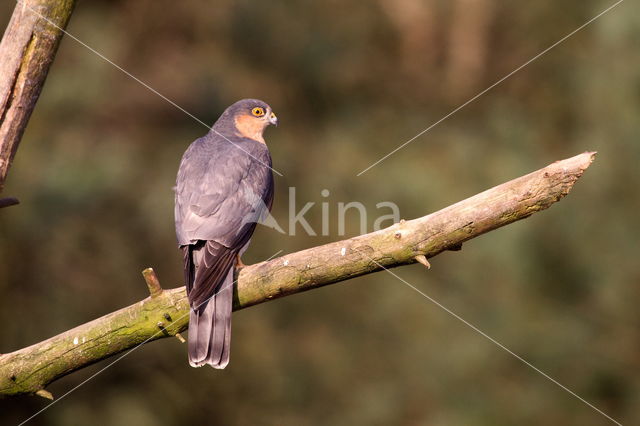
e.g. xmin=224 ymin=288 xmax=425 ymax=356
xmin=1 ymin=0 xmax=638 ymax=424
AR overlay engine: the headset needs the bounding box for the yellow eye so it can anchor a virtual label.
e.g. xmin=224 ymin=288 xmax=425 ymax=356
xmin=251 ymin=107 xmax=265 ymax=117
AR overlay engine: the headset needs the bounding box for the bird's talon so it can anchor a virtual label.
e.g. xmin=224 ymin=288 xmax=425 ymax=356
xmin=235 ymin=254 xmax=248 ymax=270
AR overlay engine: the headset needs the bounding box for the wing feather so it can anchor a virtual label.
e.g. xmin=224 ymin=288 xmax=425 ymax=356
xmin=175 ymin=134 xmax=274 ymax=308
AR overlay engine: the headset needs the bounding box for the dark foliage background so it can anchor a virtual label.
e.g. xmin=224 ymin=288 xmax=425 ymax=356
xmin=1 ymin=0 xmax=638 ymax=424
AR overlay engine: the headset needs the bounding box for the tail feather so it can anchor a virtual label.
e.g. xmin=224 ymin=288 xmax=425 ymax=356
xmin=206 ymin=268 xmax=233 ymax=368
xmin=188 ymin=268 xmax=233 ymax=368
xmin=183 ymin=241 xmax=235 ymax=369
xmin=219 ymin=285 xmax=233 ymax=366
xmin=188 ymin=302 xmax=210 ymax=366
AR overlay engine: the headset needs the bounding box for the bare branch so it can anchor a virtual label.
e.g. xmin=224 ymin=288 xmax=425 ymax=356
xmin=0 ymin=197 xmax=19 ymax=208
xmin=0 ymin=0 xmax=76 ymax=191
xmin=0 ymin=152 xmax=596 ymax=398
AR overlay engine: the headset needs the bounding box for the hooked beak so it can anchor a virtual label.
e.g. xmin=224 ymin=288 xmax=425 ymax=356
xmin=268 ymin=112 xmax=278 ymax=126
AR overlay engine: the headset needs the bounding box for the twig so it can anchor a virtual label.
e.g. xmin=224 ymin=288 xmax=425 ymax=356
xmin=0 ymin=197 xmax=19 ymax=208
xmin=142 ymin=268 xmax=163 ymax=298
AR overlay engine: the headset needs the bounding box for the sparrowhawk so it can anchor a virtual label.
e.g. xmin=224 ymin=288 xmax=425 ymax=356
xmin=175 ymin=99 xmax=277 ymax=368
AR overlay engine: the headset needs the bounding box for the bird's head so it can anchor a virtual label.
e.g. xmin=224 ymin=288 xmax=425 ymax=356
xmin=218 ymin=99 xmax=277 ymax=144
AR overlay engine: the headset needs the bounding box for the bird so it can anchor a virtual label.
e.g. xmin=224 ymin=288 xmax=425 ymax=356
xmin=174 ymin=99 xmax=277 ymax=368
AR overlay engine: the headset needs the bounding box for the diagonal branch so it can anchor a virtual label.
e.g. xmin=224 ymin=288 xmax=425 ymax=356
xmin=0 ymin=0 xmax=76 ymax=192
xmin=0 ymin=152 xmax=596 ymax=398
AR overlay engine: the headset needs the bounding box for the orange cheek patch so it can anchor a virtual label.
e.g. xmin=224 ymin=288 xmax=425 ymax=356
xmin=234 ymin=114 xmax=266 ymax=144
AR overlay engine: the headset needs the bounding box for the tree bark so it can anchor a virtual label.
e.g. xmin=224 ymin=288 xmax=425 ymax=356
xmin=0 ymin=152 xmax=596 ymax=398
xmin=0 ymin=0 xmax=76 ymax=191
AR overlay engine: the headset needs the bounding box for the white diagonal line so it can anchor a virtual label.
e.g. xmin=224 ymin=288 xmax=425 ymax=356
xmin=20 ymin=1 xmax=283 ymax=177
xmin=19 ymin=249 xmax=283 ymax=425
xmin=356 ymin=0 xmax=624 ymax=176
xmin=367 ymin=257 xmax=622 ymax=425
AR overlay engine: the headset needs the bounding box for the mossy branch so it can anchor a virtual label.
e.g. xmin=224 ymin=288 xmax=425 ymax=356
xmin=0 ymin=0 xmax=76 ymax=192
xmin=0 ymin=152 xmax=596 ymax=398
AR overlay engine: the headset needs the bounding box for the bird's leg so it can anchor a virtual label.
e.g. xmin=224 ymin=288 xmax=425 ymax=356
xmin=235 ymin=253 xmax=247 ymax=270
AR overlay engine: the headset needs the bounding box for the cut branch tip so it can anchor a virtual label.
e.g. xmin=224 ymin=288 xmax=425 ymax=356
xmin=142 ymin=268 xmax=163 ymax=298
xmin=415 ymin=255 xmax=431 ymax=269
xmin=35 ymin=389 xmax=53 ymax=400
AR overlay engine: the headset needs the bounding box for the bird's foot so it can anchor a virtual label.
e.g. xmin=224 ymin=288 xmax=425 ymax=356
xmin=235 ymin=254 xmax=248 ymax=270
